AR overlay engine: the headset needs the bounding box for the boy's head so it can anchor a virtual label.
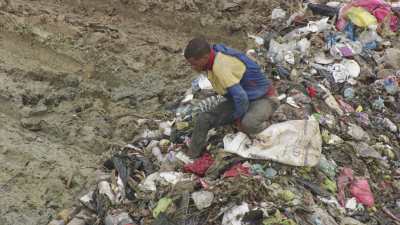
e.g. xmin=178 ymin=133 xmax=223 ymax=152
xmin=184 ymin=37 xmax=211 ymax=72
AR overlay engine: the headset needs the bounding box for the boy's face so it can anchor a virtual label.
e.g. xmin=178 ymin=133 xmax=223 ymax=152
xmin=187 ymin=55 xmax=209 ymax=72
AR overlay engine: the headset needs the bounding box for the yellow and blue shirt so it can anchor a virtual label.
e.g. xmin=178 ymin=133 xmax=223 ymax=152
xmin=207 ymin=44 xmax=271 ymax=119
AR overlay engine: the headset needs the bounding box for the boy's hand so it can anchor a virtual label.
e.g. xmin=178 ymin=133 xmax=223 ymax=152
xmin=234 ymin=118 xmax=243 ymax=132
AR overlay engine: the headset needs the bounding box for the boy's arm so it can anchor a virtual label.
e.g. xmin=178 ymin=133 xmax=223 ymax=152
xmin=227 ymin=84 xmax=249 ymax=121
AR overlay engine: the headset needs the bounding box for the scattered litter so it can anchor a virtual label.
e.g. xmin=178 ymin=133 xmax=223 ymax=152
xmin=56 ymin=2 xmax=400 ymax=224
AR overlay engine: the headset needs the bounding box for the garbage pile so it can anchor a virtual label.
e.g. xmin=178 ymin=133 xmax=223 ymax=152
xmin=49 ymin=0 xmax=400 ymax=225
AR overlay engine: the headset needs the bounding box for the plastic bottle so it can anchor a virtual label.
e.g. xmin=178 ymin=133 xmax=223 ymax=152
xmin=104 ymin=212 xmax=135 ymax=225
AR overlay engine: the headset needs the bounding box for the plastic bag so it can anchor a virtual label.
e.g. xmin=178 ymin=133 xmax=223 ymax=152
xmin=223 ymin=120 xmax=322 ymax=167
xmin=222 ymin=203 xmax=250 ymax=225
xmin=337 ymin=167 xmax=375 ymax=208
xmin=350 ymin=179 xmax=375 ymax=208
xmin=345 ymin=7 xmax=377 ymax=27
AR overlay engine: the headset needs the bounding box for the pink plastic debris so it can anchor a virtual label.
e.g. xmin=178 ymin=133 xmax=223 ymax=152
xmin=350 ymin=179 xmax=375 ymax=207
xmin=337 ymin=167 xmax=375 ymax=208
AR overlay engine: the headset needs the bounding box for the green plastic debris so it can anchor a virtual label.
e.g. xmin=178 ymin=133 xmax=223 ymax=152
xmin=322 ymin=178 xmax=337 ymax=193
xmin=278 ymin=190 xmax=295 ymax=202
xmin=153 ymin=197 xmax=173 ymax=218
xmin=263 ymin=210 xmax=297 ymax=225
xmin=318 ymin=154 xmax=337 ymax=179
xmin=251 ymin=164 xmax=265 ymax=175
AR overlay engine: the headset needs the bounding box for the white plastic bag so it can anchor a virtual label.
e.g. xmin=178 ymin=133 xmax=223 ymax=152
xmin=222 ymin=202 xmax=250 ymax=225
xmin=223 ymin=120 xmax=322 ymax=167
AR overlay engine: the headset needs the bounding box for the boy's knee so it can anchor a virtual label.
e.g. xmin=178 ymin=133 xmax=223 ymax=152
xmin=241 ymin=117 xmax=266 ymax=134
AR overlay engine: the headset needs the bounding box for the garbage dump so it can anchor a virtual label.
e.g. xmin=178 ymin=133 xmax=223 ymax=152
xmin=49 ymin=0 xmax=400 ymax=224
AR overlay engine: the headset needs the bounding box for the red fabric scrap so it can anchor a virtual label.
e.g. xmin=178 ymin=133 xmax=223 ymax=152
xmin=183 ymin=153 xmax=214 ymax=177
xmin=223 ymin=163 xmax=251 ymax=178
xmin=306 ymin=86 xmax=317 ymax=98
xmin=337 ymin=167 xmax=375 ymax=208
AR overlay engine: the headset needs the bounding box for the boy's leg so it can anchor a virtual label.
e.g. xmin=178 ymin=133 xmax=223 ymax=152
xmin=241 ymin=97 xmax=279 ymax=134
xmin=189 ymin=100 xmax=235 ymax=158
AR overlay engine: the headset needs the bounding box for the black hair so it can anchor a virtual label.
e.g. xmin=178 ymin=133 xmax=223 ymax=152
xmin=184 ymin=37 xmax=211 ymax=59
